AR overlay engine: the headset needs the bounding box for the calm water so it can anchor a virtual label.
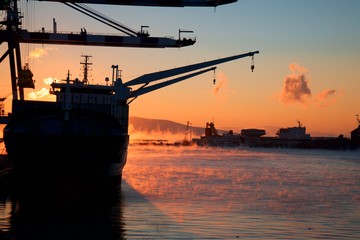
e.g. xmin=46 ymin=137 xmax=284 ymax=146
xmin=0 ymin=145 xmax=359 ymax=239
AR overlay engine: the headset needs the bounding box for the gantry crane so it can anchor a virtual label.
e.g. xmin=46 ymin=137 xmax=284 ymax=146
xmin=0 ymin=0 xmax=197 ymax=101
xmin=0 ymin=0 xmax=257 ymax=105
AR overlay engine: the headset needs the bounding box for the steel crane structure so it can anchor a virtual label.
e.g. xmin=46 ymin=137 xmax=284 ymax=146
xmin=0 ymin=0 xmax=257 ymax=102
xmin=0 ymin=0 xmax=203 ymax=100
xmin=0 ymin=0 xmax=259 ymax=130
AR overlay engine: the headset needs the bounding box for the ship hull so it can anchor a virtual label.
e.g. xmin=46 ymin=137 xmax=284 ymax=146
xmin=3 ymin=100 xmax=129 ymax=187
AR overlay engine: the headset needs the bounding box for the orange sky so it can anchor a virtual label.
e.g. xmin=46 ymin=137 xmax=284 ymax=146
xmin=0 ymin=1 xmax=359 ymax=137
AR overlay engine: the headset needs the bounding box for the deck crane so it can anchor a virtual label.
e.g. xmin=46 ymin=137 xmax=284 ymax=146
xmin=116 ymin=51 xmax=259 ymax=102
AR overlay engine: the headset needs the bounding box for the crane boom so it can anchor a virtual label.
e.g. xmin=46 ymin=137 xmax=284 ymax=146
xmin=129 ymin=67 xmax=217 ymax=99
xmin=122 ymin=51 xmax=260 ymax=102
xmin=124 ymin=51 xmax=259 ymax=87
xmin=35 ymin=0 xmax=237 ymax=7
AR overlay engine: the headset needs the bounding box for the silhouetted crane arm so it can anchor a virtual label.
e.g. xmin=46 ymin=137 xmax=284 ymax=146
xmin=124 ymin=51 xmax=259 ymax=87
xmin=129 ymin=67 xmax=216 ymax=99
xmin=36 ymin=0 xmax=237 ymax=7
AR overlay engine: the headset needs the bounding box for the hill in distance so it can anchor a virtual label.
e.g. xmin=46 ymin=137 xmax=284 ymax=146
xmin=129 ymin=116 xmax=206 ymax=137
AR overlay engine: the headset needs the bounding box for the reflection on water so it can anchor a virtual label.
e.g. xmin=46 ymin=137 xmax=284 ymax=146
xmin=0 ymin=145 xmax=360 ymax=239
xmin=0 ymin=185 xmax=125 ymax=240
xmin=123 ymin=145 xmax=360 ymax=239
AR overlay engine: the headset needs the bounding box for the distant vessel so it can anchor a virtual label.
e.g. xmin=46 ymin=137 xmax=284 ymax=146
xmin=193 ymin=122 xmax=245 ymax=147
xmin=276 ymin=121 xmax=310 ymax=140
xmin=193 ymin=120 xmax=359 ymax=150
xmin=350 ymin=115 xmax=360 ymax=147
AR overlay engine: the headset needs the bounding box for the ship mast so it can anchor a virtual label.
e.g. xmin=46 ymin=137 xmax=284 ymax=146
xmin=80 ymin=55 xmax=92 ymax=84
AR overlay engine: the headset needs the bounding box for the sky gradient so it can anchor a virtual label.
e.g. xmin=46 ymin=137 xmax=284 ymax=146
xmin=1 ymin=0 xmax=359 ymax=137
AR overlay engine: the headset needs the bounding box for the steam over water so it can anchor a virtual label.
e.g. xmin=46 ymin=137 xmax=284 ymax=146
xmin=1 ymin=145 xmax=360 ymax=239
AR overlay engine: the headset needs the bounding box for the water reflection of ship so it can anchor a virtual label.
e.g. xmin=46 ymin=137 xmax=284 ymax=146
xmin=0 ymin=185 xmax=124 ymax=240
xmin=0 ymin=0 xmax=259 ymax=186
xmin=193 ymin=120 xmax=360 ymax=150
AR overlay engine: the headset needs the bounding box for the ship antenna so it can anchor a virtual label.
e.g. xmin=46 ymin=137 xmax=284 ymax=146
xmin=80 ymin=54 xmax=92 ymax=84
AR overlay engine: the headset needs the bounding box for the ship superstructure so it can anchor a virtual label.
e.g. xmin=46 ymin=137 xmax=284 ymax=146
xmin=0 ymin=0 xmax=259 ymax=185
xmin=276 ymin=121 xmax=311 ymax=140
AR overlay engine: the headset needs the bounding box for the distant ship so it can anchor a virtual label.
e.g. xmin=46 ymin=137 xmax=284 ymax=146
xmin=193 ymin=120 xmax=360 ymax=150
xmin=193 ymin=122 xmax=246 ymax=147
xmin=276 ymin=121 xmax=310 ymax=140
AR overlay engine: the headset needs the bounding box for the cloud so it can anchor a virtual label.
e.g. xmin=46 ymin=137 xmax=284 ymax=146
xmin=279 ymin=63 xmax=311 ymax=105
xmin=27 ymin=77 xmax=57 ymax=101
xmin=29 ymin=47 xmax=56 ymax=59
xmin=43 ymin=77 xmax=55 ymax=85
xmin=29 ymin=48 xmax=48 ymax=59
xmin=28 ymin=88 xmax=51 ymax=100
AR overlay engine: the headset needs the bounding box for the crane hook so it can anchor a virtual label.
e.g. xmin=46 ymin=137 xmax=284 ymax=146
xmin=213 ymin=68 xmax=216 ymax=84
xmin=251 ymin=55 xmax=255 ymax=72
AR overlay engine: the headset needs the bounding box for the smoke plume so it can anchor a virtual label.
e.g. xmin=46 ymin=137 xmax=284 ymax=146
xmin=212 ymin=71 xmax=229 ymax=101
xmin=280 ymin=63 xmax=311 ymax=105
xmin=317 ymin=89 xmax=336 ymax=99
xmin=316 ymin=89 xmax=339 ymax=107
xmin=128 ymin=124 xmax=195 ymax=143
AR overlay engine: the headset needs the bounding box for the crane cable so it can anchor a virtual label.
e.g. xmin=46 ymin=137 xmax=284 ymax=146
xmin=21 ymin=0 xmax=35 ymax=72
xmin=63 ymin=2 xmax=138 ymax=37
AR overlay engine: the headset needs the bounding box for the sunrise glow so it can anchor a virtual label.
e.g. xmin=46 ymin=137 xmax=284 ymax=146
xmin=0 ymin=1 xmax=359 ymax=137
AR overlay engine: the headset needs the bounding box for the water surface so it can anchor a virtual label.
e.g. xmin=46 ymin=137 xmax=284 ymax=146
xmin=0 ymin=145 xmax=359 ymax=239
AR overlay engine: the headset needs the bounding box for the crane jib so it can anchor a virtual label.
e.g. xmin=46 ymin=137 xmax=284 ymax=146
xmin=35 ymin=0 xmax=237 ymax=7
xmin=124 ymin=51 xmax=260 ymax=87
